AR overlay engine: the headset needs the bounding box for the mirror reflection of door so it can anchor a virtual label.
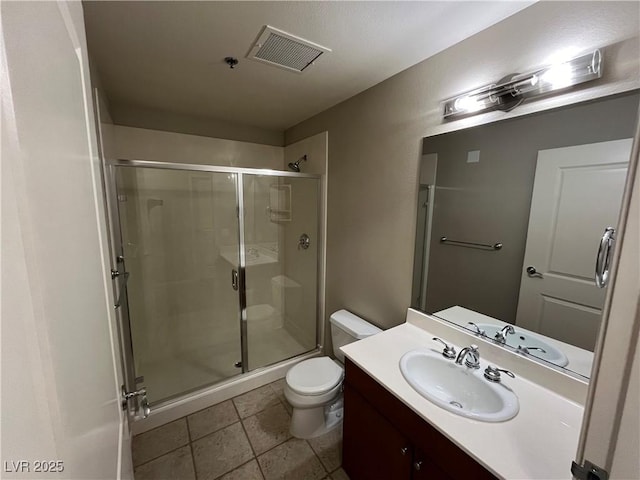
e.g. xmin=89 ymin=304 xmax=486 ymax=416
xmin=516 ymin=139 xmax=632 ymax=350
xmin=413 ymin=91 xmax=639 ymax=378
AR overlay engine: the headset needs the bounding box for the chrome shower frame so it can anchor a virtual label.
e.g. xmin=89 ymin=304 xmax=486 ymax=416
xmin=104 ymin=157 xmax=324 ymax=415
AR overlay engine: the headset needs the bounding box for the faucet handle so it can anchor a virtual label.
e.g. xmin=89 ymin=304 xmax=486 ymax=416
xmin=484 ymin=365 xmax=515 ymax=382
xmin=432 ymin=337 xmax=456 ymax=360
xmin=467 ymin=322 xmax=486 ymax=337
xmin=517 ymin=345 xmax=546 ymax=355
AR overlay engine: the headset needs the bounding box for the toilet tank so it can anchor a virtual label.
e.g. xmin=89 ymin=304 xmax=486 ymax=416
xmin=329 ymin=310 xmax=382 ymax=363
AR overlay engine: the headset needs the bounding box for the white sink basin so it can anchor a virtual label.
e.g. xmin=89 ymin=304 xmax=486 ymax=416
xmin=476 ymin=324 xmax=569 ymax=367
xmin=399 ymin=348 xmax=519 ymax=422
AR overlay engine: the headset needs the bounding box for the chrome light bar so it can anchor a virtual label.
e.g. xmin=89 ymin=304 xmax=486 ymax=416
xmin=443 ymin=49 xmax=602 ymax=119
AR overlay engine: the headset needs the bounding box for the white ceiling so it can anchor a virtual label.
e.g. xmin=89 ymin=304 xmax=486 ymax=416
xmin=83 ymin=1 xmax=535 ymax=132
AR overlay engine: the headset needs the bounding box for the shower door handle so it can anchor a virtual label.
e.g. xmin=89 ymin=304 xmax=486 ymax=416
xmin=111 ymin=269 xmax=130 ymax=309
xmin=231 ymin=269 xmax=239 ymax=291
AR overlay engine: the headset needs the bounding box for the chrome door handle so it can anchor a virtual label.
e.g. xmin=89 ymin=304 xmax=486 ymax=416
xmin=595 ymin=227 xmax=615 ymax=288
xmin=231 ymin=269 xmax=239 ymax=291
xmin=414 ymin=460 xmax=423 ymax=471
xmin=111 ymin=269 xmax=130 ymax=309
xmin=526 ymin=266 xmax=543 ymax=278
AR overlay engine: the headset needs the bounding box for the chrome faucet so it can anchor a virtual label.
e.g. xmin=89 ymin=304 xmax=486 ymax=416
xmin=455 ymin=344 xmax=480 ymax=369
xmin=494 ymin=325 xmax=515 ymax=344
xmin=467 ymin=322 xmax=486 ymax=337
xmin=516 ymin=345 xmax=546 ymax=355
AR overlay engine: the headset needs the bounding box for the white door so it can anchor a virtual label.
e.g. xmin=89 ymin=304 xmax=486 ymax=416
xmin=515 ymin=139 xmax=632 ymax=350
xmin=1 ymin=2 xmax=132 ymax=479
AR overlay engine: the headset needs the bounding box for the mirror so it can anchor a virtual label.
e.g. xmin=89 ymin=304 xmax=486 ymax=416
xmin=412 ymin=91 xmax=639 ymax=379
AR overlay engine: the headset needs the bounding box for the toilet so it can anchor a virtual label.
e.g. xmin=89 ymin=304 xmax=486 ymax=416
xmin=284 ymin=309 xmax=382 ymax=439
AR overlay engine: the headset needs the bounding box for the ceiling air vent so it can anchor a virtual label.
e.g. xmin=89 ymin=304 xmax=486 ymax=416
xmin=247 ymin=25 xmax=331 ymax=73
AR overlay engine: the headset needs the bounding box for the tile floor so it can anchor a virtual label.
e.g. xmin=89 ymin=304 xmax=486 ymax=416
xmin=132 ymin=379 xmax=350 ymax=480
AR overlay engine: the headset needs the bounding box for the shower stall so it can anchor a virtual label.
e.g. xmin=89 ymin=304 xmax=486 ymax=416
xmin=108 ymin=160 xmax=321 ymax=410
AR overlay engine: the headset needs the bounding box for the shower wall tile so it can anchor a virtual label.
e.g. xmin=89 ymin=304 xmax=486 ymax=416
xmin=112 ymin=125 xmax=284 ymax=169
xmin=132 ymin=418 xmax=189 ymax=466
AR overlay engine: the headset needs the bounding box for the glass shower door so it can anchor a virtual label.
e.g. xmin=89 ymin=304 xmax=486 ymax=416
xmin=242 ymin=174 xmax=319 ymax=371
xmin=115 ymin=166 xmax=242 ymax=403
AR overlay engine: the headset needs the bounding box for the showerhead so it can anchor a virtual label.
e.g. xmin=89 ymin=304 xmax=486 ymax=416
xmin=288 ymin=154 xmax=307 ymax=172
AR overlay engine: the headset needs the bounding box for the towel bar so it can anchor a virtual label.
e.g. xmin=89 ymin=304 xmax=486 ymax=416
xmin=440 ymin=236 xmax=503 ymax=251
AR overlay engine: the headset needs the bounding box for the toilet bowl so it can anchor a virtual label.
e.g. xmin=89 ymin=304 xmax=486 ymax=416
xmin=284 ymin=310 xmax=381 ymax=439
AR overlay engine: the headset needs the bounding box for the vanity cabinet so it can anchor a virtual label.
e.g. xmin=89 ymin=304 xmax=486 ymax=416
xmin=343 ymin=358 xmax=496 ymax=480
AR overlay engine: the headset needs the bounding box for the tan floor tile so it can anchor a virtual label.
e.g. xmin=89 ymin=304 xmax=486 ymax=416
xmin=329 ymin=467 xmax=350 ymax=480
xmin=242 ymin=403 xmax=292 ymax=455
xmin=308 ymin=424 xmax=343 ymax=472
xmin=233 ymin=385 xmax=281 ymax=419
xmin=268 ymin=378 xmax=286 ymax=398
xmin=192 ymin=422 xmax=253 ymax=480
xmin=133 ymin=445 xmax=195 ymax=480
xmin=269 ymin=378 xmax=293 ymax=415
xmin=257 ymin=438 xmax=326 ymax=480
xmin=218 ymin=460 xmax=264 ymax=480
xmin=132 ymin=419 xmax=190 ymax=466
xmin=187 ymin=399 xmax=239 ymax=440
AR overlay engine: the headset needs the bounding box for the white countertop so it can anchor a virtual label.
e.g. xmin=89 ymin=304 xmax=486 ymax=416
xmin=341 ymin=309 xmax=585 ymax=480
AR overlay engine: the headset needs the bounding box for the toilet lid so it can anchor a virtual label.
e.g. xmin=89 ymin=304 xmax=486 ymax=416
xmin=286 ymin=357 xmax=344 ymax=396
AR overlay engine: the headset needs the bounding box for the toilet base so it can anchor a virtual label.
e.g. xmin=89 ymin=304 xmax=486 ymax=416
xmin=289 ymin=394 xmax=344 ymax=439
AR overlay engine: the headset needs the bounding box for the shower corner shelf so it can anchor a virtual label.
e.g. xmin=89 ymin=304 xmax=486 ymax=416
xmin=269 ymin=184 xmax=292 ymax=222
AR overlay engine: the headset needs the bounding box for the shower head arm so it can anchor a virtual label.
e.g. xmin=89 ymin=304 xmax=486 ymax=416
xmin=288 ymin=154 xmax=308 ymax=172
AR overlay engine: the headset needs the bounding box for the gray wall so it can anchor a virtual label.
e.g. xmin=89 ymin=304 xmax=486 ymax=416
xmin=110 ymin=102 xmax=284 ymax=147
xmin=422 ymin=92 xmax=639 ymax=322
xmin=284 ymin=1 xmax=639 ymax=352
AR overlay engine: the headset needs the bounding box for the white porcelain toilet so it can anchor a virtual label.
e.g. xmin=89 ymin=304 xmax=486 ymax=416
xmin=284 ymin=309 xmax=381 ymax=439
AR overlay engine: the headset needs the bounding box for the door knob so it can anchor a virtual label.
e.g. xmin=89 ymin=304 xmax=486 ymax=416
xmin=526 ymin=266 xmax=543 ymax=278
xmin=414 ymin=460 xmax=423 ymax=471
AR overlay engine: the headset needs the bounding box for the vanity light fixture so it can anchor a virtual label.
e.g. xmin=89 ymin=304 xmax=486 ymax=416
xmin=443 ymin=49 xmax=602 ymax=119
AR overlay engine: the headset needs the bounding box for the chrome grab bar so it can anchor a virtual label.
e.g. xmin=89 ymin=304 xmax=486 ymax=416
xmin=440 ymin=236 xmax=503 ymax=251
xmin=595 ymin=227 xmax=615 ymax=288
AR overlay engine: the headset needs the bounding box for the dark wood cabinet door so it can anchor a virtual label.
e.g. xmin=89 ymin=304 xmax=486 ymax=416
xmin=411 ymin=446 xmax=453 ymax=480
xmin=343 ymin=383 xmax=412 ymax=480
xmin=343 ymin=359 xmax=497 ymax=480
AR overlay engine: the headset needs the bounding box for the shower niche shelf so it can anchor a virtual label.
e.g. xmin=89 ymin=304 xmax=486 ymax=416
xmin=269 ymin=184 xmax=291 ymax=222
